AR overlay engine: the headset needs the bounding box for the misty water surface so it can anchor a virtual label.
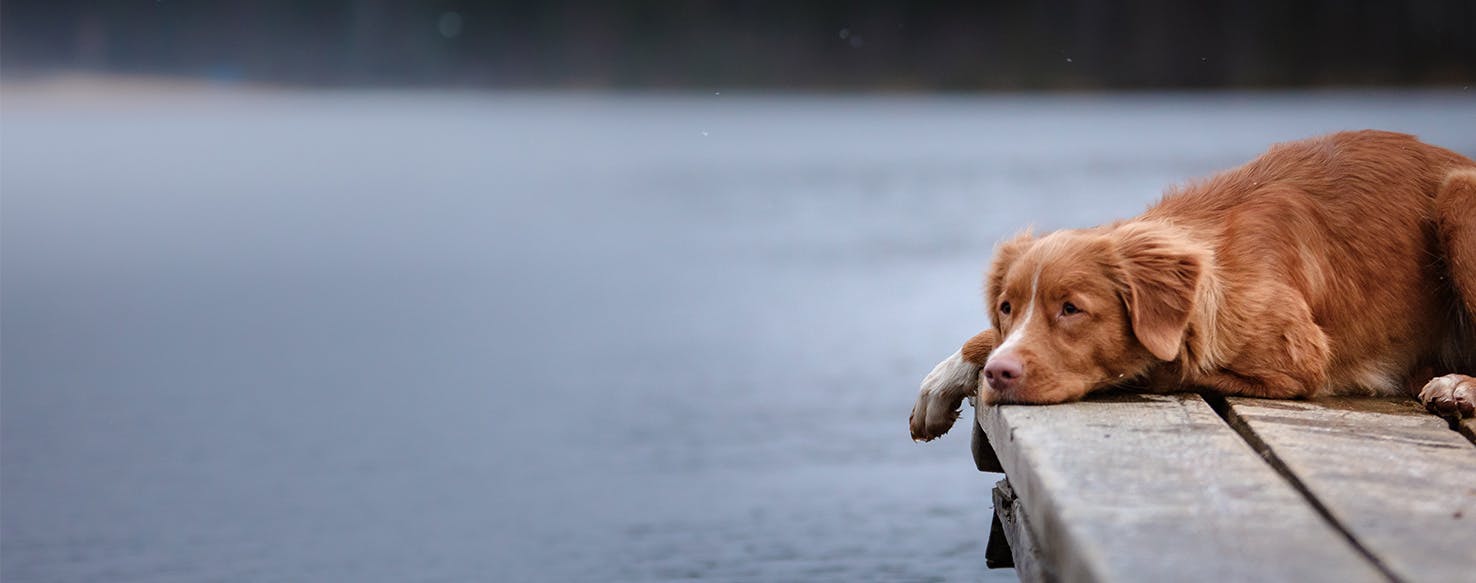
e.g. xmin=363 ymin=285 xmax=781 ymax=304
xmin=3 ymin=86 xmax=1473 ymax=582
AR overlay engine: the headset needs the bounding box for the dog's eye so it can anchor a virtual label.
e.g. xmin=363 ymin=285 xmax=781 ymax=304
xmin=1000 ymin=302 xmax=1012 ymax=315
xmin=1062 ymin=302 xmax=1081 ymax=315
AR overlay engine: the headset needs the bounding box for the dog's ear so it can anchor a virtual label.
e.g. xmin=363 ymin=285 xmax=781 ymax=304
xmin=1112 ymin=223 xmax=1207 ymax=362
xmin=985 ymin=230 xmax=1035 ymax=323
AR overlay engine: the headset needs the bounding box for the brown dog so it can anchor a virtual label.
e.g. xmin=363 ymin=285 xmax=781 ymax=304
xmin=910 ymin=130 xmax=1476 ymax=441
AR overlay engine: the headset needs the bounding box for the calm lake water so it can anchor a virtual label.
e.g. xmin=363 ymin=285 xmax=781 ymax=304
xmin=3 ymin=85 xmax=1473 ymax=582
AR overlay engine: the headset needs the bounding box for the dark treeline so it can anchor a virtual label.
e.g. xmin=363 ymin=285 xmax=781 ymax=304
xmin=3 ymin=1 xmax=1473 ymax=89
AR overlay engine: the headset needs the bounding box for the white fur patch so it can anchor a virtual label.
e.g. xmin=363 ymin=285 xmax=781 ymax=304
xmin=918 ymin=349 xmax=979 ymax=400
xmin=994 ymin=308 xmax=1033 ymax=355
xmin=994 ymin=265 xmax=1042 ymax=357
xmin=1338 ymin=358 xmax=1401 ymax=396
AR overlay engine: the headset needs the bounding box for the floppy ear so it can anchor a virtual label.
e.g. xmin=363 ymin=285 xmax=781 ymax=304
xmin=1113 ymin=223 xmax=1206 ymax=362
xmin=984 ymin=230 xmax=1035 ymax=324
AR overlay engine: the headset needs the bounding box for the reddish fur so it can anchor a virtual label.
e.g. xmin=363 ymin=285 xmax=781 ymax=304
xmin=963 ymin=131 xmax=1476 ymax=409
xmin=960 ymin=329 xmax=998 ymax=364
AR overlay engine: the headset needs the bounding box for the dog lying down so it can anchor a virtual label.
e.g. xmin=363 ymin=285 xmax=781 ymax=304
xmin=910 ymin=130 xmax=1476 ymax=442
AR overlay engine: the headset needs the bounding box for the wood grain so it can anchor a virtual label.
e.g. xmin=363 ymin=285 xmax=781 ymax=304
xmin=975 ymin=393 xmax=1384 ymax=582
xmin=990 ymin=477 xmax=1054 ymax=582
xmin=1225 ymin=397 xmax=1476 ymax=583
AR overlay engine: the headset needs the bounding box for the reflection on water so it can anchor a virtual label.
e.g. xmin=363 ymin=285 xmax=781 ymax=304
xmin=3 ymin=87 xmax=1472 ymax=582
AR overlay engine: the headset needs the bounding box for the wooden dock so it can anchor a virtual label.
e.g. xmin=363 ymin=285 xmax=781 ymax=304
xmin=971 ymin=393 xmax=1476 ymax=582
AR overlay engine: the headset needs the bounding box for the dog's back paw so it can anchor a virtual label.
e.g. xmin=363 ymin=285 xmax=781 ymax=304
xmin=1419 ymin=374 xmax=1476 ymax=419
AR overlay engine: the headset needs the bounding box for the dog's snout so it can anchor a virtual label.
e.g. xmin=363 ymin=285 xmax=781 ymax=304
xmin=984 ymin=354 xmax=1025 ymax=392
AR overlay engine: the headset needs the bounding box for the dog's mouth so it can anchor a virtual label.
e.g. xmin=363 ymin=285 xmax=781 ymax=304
xmin=1101 ymin=373 xmax=1148 ymax=392
xmin=983 ymin=381 xmax=1090 ymax=406
xmin=983 ymin=368 xmax=1136 ymax=405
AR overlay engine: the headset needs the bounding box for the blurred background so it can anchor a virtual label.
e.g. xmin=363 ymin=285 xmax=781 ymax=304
xmin=2 ymin=2 xmax=1473 ymax=582
xmin=4 ymin=1 xmax=1476 ymax=88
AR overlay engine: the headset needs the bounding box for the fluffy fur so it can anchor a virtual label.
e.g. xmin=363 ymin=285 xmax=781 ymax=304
xmin=911 ymin=130 xmax=1476 ymax=441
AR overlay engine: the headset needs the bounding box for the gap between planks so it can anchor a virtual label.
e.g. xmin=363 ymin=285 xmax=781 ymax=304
xmin=1458 ymin=417 xmax=1476 ymax=446
xmin=1205 ymin=395 xmax=1401 ymax=583
xmin=976 ymin=393 xmax=1387 ymax=582
xmin=1209 ymin=395 xmax=1476 ymax=583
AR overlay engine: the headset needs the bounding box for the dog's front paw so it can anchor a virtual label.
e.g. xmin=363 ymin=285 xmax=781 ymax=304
xmin=1419 ymin=374 xmax=1476 ymax=419
xmin=909 ymin=350 xmax=982 ymax=442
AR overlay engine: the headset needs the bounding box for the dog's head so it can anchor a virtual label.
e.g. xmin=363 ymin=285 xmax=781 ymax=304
xmin=981 ymin=222 xmax=1210 ymax=404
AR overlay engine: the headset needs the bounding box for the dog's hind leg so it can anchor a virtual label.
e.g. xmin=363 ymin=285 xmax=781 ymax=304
xmin=1420 ymin=169 xmax=1476 ymax=419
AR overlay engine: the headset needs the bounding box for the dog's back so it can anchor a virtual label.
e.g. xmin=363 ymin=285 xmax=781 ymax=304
xmin=1143 ymin=130 xmax=1475 ymax=393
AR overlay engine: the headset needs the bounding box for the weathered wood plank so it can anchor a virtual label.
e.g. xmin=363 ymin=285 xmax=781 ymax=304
xmin=985 ymin=509 xmax=1015 ymax=569
xmin=1224 ymin=397 xmax=1476 ymax=583
xmin=972 ymin=416 xmax=1004 ymax=473
xmin=989 ymin=477 xmax=1054 ymax=583
xmin=975 ymin=393 xmax=1385 ymax=583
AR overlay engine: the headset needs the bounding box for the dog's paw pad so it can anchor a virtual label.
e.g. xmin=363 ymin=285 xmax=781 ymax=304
xmin=1419 ymin=374 xmax=1476 ymax=419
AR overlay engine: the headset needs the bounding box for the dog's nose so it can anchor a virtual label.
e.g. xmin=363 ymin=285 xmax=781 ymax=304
xmin=984 ymin=354 xmax=1025 ymax=392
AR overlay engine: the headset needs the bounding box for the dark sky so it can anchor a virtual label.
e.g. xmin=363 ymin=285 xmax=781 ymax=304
xmin=3 ymin=0 xmax=1474 ymax=89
